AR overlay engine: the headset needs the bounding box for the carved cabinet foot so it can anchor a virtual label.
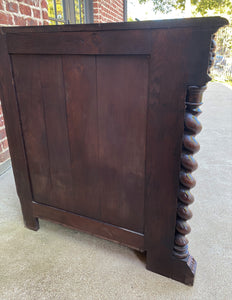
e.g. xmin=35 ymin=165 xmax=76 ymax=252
xmin=172 ymin=255 xmax=197 ymax=285
xmin=146 ymin=251 xmax=197 ymax=286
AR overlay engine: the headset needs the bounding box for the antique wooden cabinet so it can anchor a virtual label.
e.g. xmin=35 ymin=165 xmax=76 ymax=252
xmin=0 ymin=17 xmax=228 ymax=285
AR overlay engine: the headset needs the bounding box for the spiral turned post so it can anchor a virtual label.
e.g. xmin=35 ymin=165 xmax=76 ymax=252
xmin=173 ymin=85 xmax=206 ymax=259
xmin=173 ymin=35 xmax=217 ymax=260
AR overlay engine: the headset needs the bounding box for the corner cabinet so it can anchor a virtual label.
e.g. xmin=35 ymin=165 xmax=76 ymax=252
xmin=0 ymin=17 xmax=228 ymax=285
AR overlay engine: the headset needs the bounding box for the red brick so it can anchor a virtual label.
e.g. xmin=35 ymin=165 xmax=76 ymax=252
xmin=0 ymin=149 xmax=10 ymax=163
xmin=41 ymin=0 xmax=48 ymax=9
xmin=92 ymin=0 xmax=124 ymax=23
xmin=0 ymin=12 xmax=13 ymax=25
xmin=0 ymin=0 xmax=4 ymax=10
xmin=19 ymin=4 xmax=31 ymax=16
xmin=0 ymin=128 xmax=6 ymax=140
xmin=0 ymin=116 xmax=4 ymax=127
xmin=18 ymin=0 xmax=38 ymax=5
xmin=2 ymin=139 xmax=8 ymax=149
xmin=33 ymin=8 xmax=41 ymax=19
xmin=26 ymin=18 xmax=37 ymax=26
xmin=43 ymin=20 xmax=50 ymax=25
xmin=6 ymin=2 xmax=18 ymax=13
xmin=14 ymin=15 xmax=27 ymax=26
xmin=42 ymin=10 xmax=48 ymax=20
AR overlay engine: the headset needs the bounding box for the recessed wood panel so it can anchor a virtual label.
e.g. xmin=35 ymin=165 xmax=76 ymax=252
xmin=38 ymin=56 xmax=73 ymax=209
xmin=12 ymin=55 xmax=73 ymax=209
xmin=63 ymin=55 xmax=148 ymax=232
xmin=12 ymin=55 xmax=51 ymax=204
xmin=96 ymin=56 xmax=148 ymax=232
xmin=12 ymin=54 xmax=148 ymax=233
xmin=62 ymin=55 xmax=100 ymax=219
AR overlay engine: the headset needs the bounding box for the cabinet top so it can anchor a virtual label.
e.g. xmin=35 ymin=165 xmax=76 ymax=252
xmin=0 ymin=17 xmax=228 ymax=34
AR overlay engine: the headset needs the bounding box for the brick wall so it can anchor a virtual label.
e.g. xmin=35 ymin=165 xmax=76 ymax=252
xmin=0 ymin=0 xmax=49 ymax=26
xmin=93 ymin=0 xmax=124 ymax=23
xmin=0 ymin=0 xmax=49 ymax=168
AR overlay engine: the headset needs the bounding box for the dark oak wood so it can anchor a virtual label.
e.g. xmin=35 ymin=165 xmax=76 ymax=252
xmin=0 ymin=17 xmax=228 ymax=285
xmin=96 ymin=55 xmax=147 ymax=232
xmin=32 ymin=202 xmax=144 ymax=251
xmin=6 ymin=31 xmax=151 ymax=55
xmin=0 ymin=35 xmax=39 ymax=230
xmin=12 ymin=55 xmax=51 ymax=205
xmin=63 ymin=55 xmax=100 ymax=218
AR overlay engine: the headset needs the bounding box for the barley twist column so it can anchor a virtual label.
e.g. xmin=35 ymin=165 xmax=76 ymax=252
xmin=173 ymin=35 xmax=217 ymax=260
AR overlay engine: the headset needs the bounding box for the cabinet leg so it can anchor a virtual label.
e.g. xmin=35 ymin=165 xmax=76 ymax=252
xmin=23 ymin=215 xmax=39 ymax=231
xmin=19 ymin=197 xmax=39 ymax=231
